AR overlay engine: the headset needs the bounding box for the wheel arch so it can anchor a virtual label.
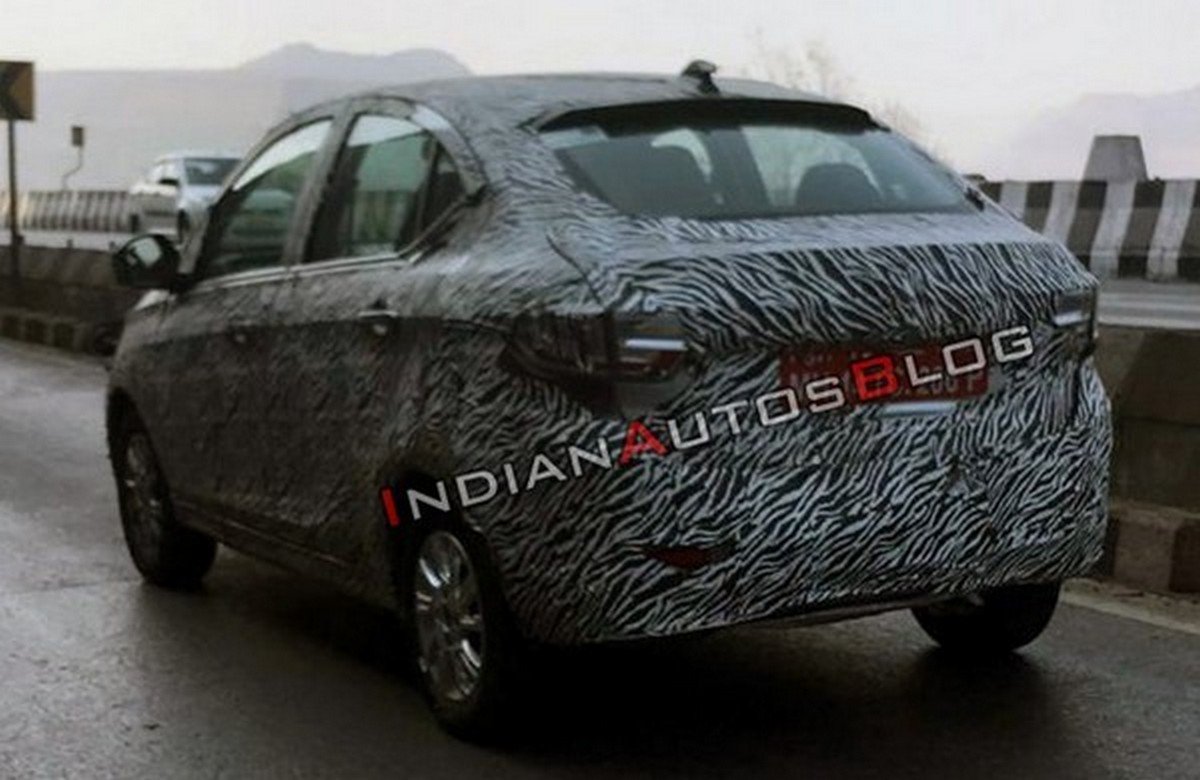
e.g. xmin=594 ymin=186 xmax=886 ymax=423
xmin=105 ymin=387 xmax=139 ymax=462
xmin=377 ymin=455 xmax=514 ymax=631
xmin=378 ymin=462 xmax=450 ymax=624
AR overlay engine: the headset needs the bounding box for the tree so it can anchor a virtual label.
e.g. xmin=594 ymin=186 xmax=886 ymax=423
xmin=741 ymin=32 xmax=938 ymax=157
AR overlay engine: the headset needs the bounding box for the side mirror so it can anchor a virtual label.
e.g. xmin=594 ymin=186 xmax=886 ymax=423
xmin=158 ymin=177 xmax=180 ymax=188
xmin=113 ymin=234 xmax=182 ymax=290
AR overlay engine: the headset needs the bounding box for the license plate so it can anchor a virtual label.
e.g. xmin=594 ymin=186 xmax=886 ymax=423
xmin=780 ymin=343 xmax=988 ymax=405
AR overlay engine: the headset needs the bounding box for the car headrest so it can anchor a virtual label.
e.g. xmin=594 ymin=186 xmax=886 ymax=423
xmin=794 ymin=163 xmax=882 ymax=214
xmin=563 ymin=139 xmax=715 ymax=216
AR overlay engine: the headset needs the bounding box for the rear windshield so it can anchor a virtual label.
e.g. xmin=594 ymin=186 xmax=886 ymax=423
xmin=541 ymin=101 xmax=970 ymax=220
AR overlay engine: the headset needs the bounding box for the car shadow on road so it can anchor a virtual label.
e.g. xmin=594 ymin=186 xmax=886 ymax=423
xmin=125 ymin=552 xmax=1108 ymax=778
xmin=500 ymin=634 xmax=1105 ymax=778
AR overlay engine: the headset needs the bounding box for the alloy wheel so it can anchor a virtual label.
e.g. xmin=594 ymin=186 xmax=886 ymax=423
xmin=413 ymin=531 xmax=486 ymax=704
xmin=123 ymin=432 xmax=165 ymax=554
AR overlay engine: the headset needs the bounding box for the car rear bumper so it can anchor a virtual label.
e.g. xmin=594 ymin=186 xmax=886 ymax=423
xmin=486 ymin=365 xmax=1111 ymax=645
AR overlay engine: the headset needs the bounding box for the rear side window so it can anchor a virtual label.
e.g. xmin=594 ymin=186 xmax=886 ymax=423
xmin=309 ymin=114 xmax=464 ymax=262
xmin=541 ymin=101 xmax=969 ymax=219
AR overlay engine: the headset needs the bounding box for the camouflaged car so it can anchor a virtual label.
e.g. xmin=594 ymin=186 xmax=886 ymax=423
xmin=107 ymin=64 xmax=1110 ymax=737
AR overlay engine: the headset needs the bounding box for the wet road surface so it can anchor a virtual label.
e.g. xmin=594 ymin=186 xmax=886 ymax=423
xmin=1098 ymin=279 xmax=1200 ymax=330
xmin=0 ymin=339 xmax=1198 ymax=779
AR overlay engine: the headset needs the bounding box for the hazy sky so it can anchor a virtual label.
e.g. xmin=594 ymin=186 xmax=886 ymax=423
xmin=2 ymin=0 xmax=1196 ymax=172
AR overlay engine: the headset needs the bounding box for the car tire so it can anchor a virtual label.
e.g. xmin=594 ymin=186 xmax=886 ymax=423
xmin=401 ymin=515 xmax=524 ymax=741
xmin=113 ymin=411 xmax=216 ymax=589
xmin=176 ymin=212 xmax=191 ymax=243
xmin=912 ymin=582 xmax=1060 ymax=653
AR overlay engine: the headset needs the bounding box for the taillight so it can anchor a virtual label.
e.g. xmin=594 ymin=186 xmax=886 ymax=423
xmin=1053 ymin=287 xmax=1098 ymax=356
xmin=504 ymin=309 xmax=695 ymax=416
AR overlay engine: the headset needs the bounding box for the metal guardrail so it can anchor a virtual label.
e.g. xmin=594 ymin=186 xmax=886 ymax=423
xmin=0 ymin=189 xmax=130 ymax=234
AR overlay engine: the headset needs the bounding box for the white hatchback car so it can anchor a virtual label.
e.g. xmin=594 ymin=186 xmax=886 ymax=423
xmin=128 ymin=152 xmax=240 ymax=240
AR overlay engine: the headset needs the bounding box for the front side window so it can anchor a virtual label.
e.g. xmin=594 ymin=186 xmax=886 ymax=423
xmin=309 ymin=114 xmax=464 ymax=262
xmin=541 ymin=101 xmax=969 ymax=220
xmin=201 ymin=120 xmax=332 ymax=278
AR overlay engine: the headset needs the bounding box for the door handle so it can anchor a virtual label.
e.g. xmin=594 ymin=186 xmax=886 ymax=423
xmin=356 ymin=308 xmax=401 ymax=337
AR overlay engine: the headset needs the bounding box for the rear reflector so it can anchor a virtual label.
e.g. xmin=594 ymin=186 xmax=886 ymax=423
xmin=643 ymin=540 xmax=734 ymax=571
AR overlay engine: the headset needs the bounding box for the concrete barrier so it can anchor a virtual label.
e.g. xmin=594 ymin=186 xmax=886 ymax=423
xmin=1106 ymin=502 xmax=1200 ymax=592
xmin=1096 ymin=326 xmax=1200 ymax=510
xmin=83 ymin=192 xmax=104 ymax=231
xmin=980 ymin=179 xmax=1200 ymax=281
xmin=1089 ymin=324 xmax=1200 ymax=592
xmin=0 ymin=244 xmax=139 ymax=355
xmin=0 ymin=189 xmax=130 ymax=233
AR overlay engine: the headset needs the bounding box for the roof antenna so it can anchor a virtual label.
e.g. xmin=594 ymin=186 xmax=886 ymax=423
xmin=681 ymin=60 xmax=719 ymax=95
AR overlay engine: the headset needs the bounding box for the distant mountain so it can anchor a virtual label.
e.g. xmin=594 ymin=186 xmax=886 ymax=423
xmin=984 ymin=85 xmax=1200 ymax=180
xmin=238 ymin=42 xmax=468 ymax=82
xmin=12 ymin=45 xmax=471 ymax=190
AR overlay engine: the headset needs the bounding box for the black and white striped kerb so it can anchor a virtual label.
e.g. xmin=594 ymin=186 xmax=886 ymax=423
xmin=980 ymin=180 xmax=1200 ymax=281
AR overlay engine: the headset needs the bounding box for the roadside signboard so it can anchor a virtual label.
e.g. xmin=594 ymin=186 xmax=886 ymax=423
xmin=0 ymin=61 xmax=34 ymax=120
xmin=1 ymin=60 xmax=34 ymax=284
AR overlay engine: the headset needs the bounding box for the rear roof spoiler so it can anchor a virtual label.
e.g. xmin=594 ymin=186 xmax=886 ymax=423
xmin=533 ymin=98 xmax=877 ymax=133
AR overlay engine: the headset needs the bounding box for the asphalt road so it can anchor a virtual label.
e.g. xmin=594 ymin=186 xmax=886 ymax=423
xmin=1 ymin=339 xmax=1199 ymax=779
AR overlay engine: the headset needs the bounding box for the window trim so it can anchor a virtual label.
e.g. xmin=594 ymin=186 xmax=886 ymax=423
xmin=185 ymin=262 xmax=295 ymax=296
